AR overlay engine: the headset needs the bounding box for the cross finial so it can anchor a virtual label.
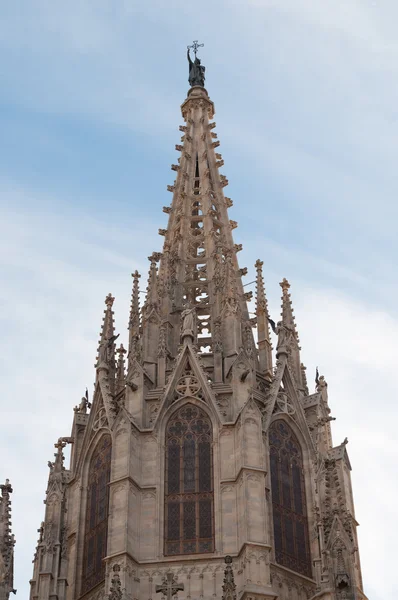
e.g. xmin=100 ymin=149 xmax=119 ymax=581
xmin=187 ymin=40 xmax=204 ymax=58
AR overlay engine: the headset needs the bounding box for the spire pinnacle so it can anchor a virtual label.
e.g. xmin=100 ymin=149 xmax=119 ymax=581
xmin=278 ymin=278 xmax=303 ymax=389
xmin=255 ymin=259 xmax=273 ymax=379
xmin=145 ymin=253 xmax=160 ymax=311
xmin=96 ymin=294 xmax=119 ymax=387
xmin=0 ymin=480 xmax=15 ymax=597
xmin=129 ymin=271 xmax=141 ymax=336
xmin=279 ymin=278 xmax=299 ymax=338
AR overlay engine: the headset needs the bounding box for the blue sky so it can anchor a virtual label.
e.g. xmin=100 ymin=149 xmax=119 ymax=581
xmin=1 ymin=1 xmax=397 ymax=598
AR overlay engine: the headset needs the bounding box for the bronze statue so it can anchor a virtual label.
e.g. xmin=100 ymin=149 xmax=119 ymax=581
xmin=187 ymin=41 xmax=205 ymax=87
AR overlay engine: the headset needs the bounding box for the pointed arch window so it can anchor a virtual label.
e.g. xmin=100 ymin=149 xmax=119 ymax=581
xmin=82 ymin=434 xmax=112 ymax=594
xmin=269 ymin=420 xmax=312 ymax=577
xmin=165 ymin=404 xmax=214 ymax=555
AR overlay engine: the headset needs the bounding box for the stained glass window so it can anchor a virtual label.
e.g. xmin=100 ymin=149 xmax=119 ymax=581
xmin=269 ymin=420 xmax=312 ymax=577
xmin=165 ymin=404 xmax=214 ymax=555
xmin=82 ymin=434 xmax=112 ymax=594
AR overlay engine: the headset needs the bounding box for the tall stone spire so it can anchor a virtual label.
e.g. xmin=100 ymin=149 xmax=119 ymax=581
xmin=255 ymin=259 xmax=273 ymax=380
xmin=133 ymin=80 xmax=255 ymax=388
xmin=0 ymin=480 xmax=15 ymax=600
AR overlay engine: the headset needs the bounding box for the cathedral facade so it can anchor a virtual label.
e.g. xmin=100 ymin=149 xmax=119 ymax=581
xmin=3 ymin=54 xmax=368 ymax=600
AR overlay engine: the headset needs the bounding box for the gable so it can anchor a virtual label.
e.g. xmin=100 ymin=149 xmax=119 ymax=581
xmin=152 ymin=343 xmax=222 ymax=428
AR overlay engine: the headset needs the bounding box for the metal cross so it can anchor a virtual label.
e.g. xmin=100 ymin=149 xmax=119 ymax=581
xmin=187 ymin=40 xmax=204 ymax=58
xmin=156 ymin=572 xmax=184 ymax=600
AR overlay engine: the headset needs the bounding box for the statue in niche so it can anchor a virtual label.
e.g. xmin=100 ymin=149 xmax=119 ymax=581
xmin=181 ymin=305 xmax=196 ymax=338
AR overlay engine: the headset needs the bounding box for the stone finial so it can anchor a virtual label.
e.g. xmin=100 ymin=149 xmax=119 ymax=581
xmin=108 ymin=564 xmax=122 ymax=600
xmin=105 ymin=293 xmax=115 ymax=308
xmin=279 ymin=277 xmax=291 ymax=292
xmin=222 ymin=555 xmax=237 ymax=600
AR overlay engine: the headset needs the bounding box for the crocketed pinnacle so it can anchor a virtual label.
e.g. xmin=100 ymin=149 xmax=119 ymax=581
xmin=280 ymin=278 xmax=298 ymax=336
xmin=0 ymin=480 xmax=15 ymax=598
xmin=279 ymin=278 xmax=303 ymax=389
xmin=255 ymin=259 xmax=273 ymax=379
xmin=96 ymin=293 xmax=118 ymax=393
xmin=98 ymin=293 xmax=116 ymax=349
xmin=143 ymin=253 xmax=160 ymax=314
xmin=129 ymin=271 xmax=141 ymax=338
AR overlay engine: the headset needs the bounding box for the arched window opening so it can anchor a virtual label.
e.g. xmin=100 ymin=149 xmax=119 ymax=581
xmin=269 ymin=420 xmax=311 ymax=577
xmin=82 ymin=434 xmax=112 ymax=594
xmin=165 ymin=404 xmax=214 ymax=556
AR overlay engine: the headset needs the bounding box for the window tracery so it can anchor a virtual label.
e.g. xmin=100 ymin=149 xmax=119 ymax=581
xmin=165 ymin=404 xmax=214 ymax=555
xmin=269 ymin=420 xmax=312 ymax=577
xmin=82 ymin=434 xmax=112 ymax=594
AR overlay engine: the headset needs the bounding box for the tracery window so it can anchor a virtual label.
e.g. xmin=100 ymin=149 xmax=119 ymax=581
xmin=165 ymin=404 xmax=214 ymax=555
xmin=269 ymin=420 xmax=312 ymax=577
xmin=82 ymin=434 xmax=112 ymax=594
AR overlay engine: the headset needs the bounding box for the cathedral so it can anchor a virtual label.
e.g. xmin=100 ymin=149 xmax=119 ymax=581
xmin=1 ymin=48 xmax=368 ymax=600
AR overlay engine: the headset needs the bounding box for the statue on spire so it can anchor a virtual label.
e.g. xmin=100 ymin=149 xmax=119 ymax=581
xmin=187 ymin=40 xmax=205 ymax=87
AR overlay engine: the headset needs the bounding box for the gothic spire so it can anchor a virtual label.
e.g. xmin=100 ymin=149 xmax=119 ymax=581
xmin=97 ymin=293 xmax=116 ymax=365
xmin=144 ymin=254 xmax=160 ymax=312
xmin=144 ymin=81 xmax=254 ymax=384
xmin=96 ymin=293 xmax=119 ymax=397
xmin=129 ymin=271 xmax=141 ymax=340
xmin=141 ymin=253 xmax=162 ymax=376
xmin=128 ymin=270 xmax=141 ymax=370
xmin=255 ymin=259 xmax=273 ymax=379
xmin=0 ymin=480 xmax=15 ymax=600
xmin=279 ymin=278 xmax=303 ymax=390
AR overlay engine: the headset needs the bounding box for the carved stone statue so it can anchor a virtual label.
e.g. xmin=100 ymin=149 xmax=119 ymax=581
xmin=269 ymin=317 xmax=293 ymax=351
xmin=187 ymin=49 xmax=205 ymax=87
xmin=98 ymin=333 xmax=120 ymax=365
xmin=181 ymin=306 xmax=195 ymax=338
xmin=75 ymin=389 xmax=91 ymax=414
